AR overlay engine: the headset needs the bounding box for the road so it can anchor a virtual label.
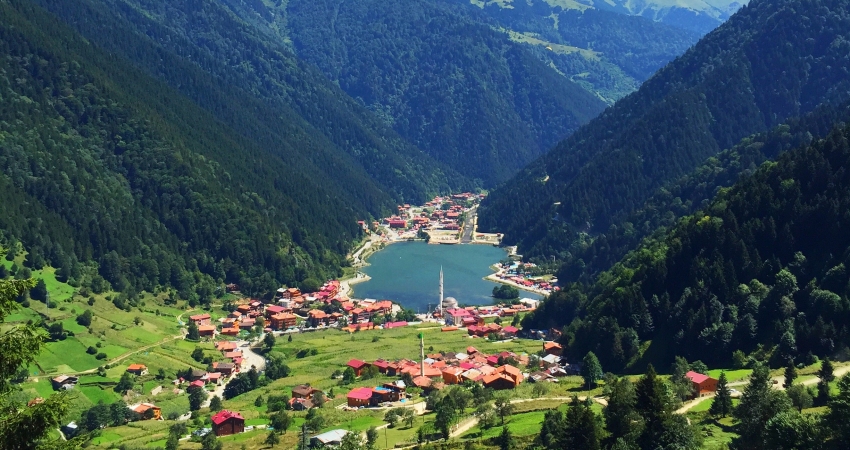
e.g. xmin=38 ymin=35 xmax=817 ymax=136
xmin=460 ymin=206 xmax=477 ymax=244
xmin=203 ymin=338 xmax=266 ymax=407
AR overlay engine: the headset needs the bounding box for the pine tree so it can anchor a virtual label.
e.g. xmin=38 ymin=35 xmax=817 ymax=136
xmin=563 ymin=396 xmax=602 ymax=450
xmin=732 ymin=363 xmax=792 ymax=450
xmin=209 ymin=395 xmax=223 ymax=412
xmin=604 ymin=376 xmax=639 ymax=443
xmin=710 ymin=372 xmax=733 ymax=418
xmin=635 ymin=364 xmax=670 ymax=449
xmin=783 ymin=361 xmax=797 ymax=388
xmin=817 ymin=357 xmax=836 ymax=405
xmin=825 ymin=374 xmax=850 ymax=443
xmin=265 ymin=431 xmax=280 ymax=447
xmin=581 ymin=352 xmax=603 ymax=389
xmin=498 ymin=426 xmax=514 ymax=450
xmin=187 ymin=320 xmax=200 ymax=340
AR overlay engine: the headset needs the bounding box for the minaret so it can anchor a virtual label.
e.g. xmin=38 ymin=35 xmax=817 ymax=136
xmin=439 ymin=266 xmax=444 ymax=318
xmin=419 ymin=332 xmax=425 ymax=377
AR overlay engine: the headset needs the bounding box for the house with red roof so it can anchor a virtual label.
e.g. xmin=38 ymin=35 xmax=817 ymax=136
xmin=347 ymin=387 xmax=373 ymax=407
xmin=126 ymin=364 xmax=148 ymax=376
xmin=686 ymin=371 xmax=718 ymax=398
xmin=501 ymin=326 xmax=519 ymax=337
xmin=198 ymin=325 xmax=216 ymax=337
xmin=211 ymin=410 xmax=244 ymax=436
xmin=442 ymin=367 xmax=464 ymax=385
xmin=372 ymin=360 xmax=390 ymax=374
xmin=307 ymin=309 xmax=329 ymax=328
xmin=221 ymin=327 xmax=239 ymax=336
xmin=265 ymin=305 xmax=286 ymax=318
xmin=544 ymin=341 xmax=563 ymax=356
xmin=347 ymin=359 xmax=368 ymax=377
xmin=482 ymin=365 xmax=523 ymax=390
xmin=189 ymin=314 xmax=211 ymax=325
xmin=271 ymin=312 xmax=297 ymax=330
xmin=216 ymin=341 xmax=237 ymax=352
xmin=129 ymin=402 xmax=161 ymax=420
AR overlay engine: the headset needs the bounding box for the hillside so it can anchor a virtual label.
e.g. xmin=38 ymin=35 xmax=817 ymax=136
xmin=558 ymin=99 xmax=850 ymax=284
xmin=527 ymin=122 xmax=850 ymax=372
xmin=448 ymin=0 xmax=703 ymax=104
xmin=0 ymin=0 xmax=459 ymax=298
xmin=479 ymin=0 xmax=850 ymax=261
xmin=34 ymin=0 xmax=470 ymax=203
xmin=225 ymin=0 xmax=607 ymax=185
xmin=591 ymin=0 xmax=747 ymax=33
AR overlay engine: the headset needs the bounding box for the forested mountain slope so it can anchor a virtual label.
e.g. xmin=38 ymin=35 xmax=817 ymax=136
xmin=479 ymin=0 xmax=850 ymax=260
xmin=0 ymin=0 xmax=434 ymax=299
xmin=246 ymin=0 xmax=607 ymax=185
xmin=591 ymin=0 xmax=747 ymax=33
xmin=527 ymin=123 xmax=850 ymax=372
xmin=558 ymin=99 xmax=850 ymax=284
xmin=34 ymin=0 xmax=469 ymax=203
xmin=447 ymin=0 xmax=702 ymax=103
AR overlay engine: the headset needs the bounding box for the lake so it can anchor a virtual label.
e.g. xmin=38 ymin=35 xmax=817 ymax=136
xmin=353 ymin=242 xmax=541 ymax=312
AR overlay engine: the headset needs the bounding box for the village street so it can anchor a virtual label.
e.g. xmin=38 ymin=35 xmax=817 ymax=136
xmin=203 ymin=338 xmax=266 ymax=407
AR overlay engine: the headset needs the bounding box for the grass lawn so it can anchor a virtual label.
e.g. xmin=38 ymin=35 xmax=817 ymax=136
xmin=707 ymin=369 xmax=751 ymax=383
xmin=36 ymin=338 xmax=101 ymax=373
xmin=688 ymin=397 xmax=740 ymax=413
xmin=80 ymin=385 xmax=120 ymax=404
xmin=462 ymin=409 xmax=546 ymax=440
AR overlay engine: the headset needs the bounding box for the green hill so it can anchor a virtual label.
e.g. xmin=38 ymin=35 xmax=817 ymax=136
xmin=479 ymin=0 xmax=850 ymax=263
xmin=258 ymin=0 xmax=607 ymax=185
xmin=526 ymin=122 xmax=850 ymax=371
xmin=0 ymin=0 xmax=460 ymax=298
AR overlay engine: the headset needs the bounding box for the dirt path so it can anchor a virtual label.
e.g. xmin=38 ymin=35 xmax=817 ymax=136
xmin=63 ymin=333 xmax=186 ymax=376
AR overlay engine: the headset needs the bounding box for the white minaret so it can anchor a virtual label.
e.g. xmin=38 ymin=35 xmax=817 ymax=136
xmin=439 ymin=266 xmax=444 ymax=318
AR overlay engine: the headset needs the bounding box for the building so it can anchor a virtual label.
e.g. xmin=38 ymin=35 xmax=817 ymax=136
xmin=544 ymin=341 xmax=563 ymax=356
xmin=686 ymin=371 xmax=719 ymax=397
xmin=51 ymin=375 xmax=78 ymax=391
xmin=126 ymin=364 xmax=148 ymax=376
xmin=129 ymin=403 xmax=162 ymax=420
xmin=347 ymin=359 xmax=368 ymax=377
xmin=312 ymin=430 xmax=348 ymax=447
xmin=211 ymin=362 xmax=235 ymax=375
xmin=444 ymin=308 xmax=473 ymax=326
xmin=482 ymin=365 xmax=523 ymax=390
xmin=198 ymin=325 xmax=216 ymax=337
xmin=441 ymin=367 xmax=464 ymax=385
xmin=307 ymin=309 xmax=329 ymax=328
xmin=211 ymin=410 xmax=245 ymax=436
xmin=216 ymin=341 xmax=237 ymax=352
xmin=270 ymin=313 xmax=297 ymax=330
xmin=292 ymin=385 xmax=320 ymax=400
xmin=347 ymin=387 xmax=373 ymax=407
xmin=189 ymin=313 xmax=211 ymax=325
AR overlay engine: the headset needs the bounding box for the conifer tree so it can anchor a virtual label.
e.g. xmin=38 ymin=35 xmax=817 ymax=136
xmin=187 ymin=320 xmax=200 ymax=340
xmin=825 ymin=374 xmax=850 ymax=443
xmin=817 ymin=357 xmax=836 ymax=405
xmin=710 ymin=372 xmax=733 ymax=418
xmin=783 ymin=361 xmax=797 ymax=388
xmin=582 ymin=351 xmax=603 ymax=389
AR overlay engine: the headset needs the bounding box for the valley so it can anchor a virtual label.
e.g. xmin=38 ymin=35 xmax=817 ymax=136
xmin=4 ymin=0 xmax=850 ymax=449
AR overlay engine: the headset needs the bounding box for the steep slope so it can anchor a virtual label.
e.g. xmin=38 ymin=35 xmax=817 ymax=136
xmin=557 ymin=99 xmax=850 ymax=284
xmin=0 ymin=0 xmax=417 ymax=297
xmin=594 ymin=0 xmax=747 ymax=33
xmin=527 ymin=123 xmax=850 ymax=371
xmin=480 ymin=0 xmax=850 ymax=260
xmin=268 ymin=0 xmax=607 ymax=185
xmin=35 ymin=0 xmax=471 ymax=204
xmin=455 ymin=0 xmax=702 ymax=103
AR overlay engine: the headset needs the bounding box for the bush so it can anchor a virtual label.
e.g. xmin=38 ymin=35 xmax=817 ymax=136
xmin=95 ymin=353 xmax=107 ymax=360
xmin=86 ymin=346 xmax=97 ymax=355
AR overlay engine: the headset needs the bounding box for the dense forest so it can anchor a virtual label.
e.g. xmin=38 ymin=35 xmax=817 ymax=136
xmin=34 ymin=0 xmax=470 ymax=203
xmin=480 ymin=0 xmax=850 ymax=263
xmin=0 ymin=0 xmax=452 ymax=300
xmin=526 ymin=123 xmax=850 ymax=372
xmin=281 ymin=0 xmax=605 ymax=185
xmin=558 ymin=99 xmax=850 ymax=284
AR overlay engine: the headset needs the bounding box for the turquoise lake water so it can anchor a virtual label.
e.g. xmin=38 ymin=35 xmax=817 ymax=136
xmin=353 ymin=242 xmax=541 ymax=312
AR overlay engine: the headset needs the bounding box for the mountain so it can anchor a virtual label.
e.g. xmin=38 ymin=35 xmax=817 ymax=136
xmin=33 ymin=0 xmax=470 ymax=203
xmin=479 ymin=0 xmax=850 ymax=262
xmin=0 ymin=0 xmax=465 ymax=298
xmin=470 ymin=0 xmax=746 ymax=34
xmin=557 ymin=99 xmax=850 ymax=284
xmin=591 ymin=0 xmax=748 ymax=34
xmin=219 ymin=0 xmax=607 ymax=186
xmin=526 ymin=122 xmax=850 ymax=371
xmin=446 ymin=0 xmax=704 ymax=104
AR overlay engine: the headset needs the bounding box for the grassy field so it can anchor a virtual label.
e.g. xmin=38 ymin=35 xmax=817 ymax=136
xmin=707 ymin=369 xmax=751 ymax=383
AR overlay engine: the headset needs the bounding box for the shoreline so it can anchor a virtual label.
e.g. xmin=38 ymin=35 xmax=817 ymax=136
xmin=345 ymin=239 xmax=545 ymax=302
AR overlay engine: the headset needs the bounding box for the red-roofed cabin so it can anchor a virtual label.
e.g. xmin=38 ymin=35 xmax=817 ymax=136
xmin=388 ymin=219 xmax=407 ymax=229
xmin=189 ymin=314 xmax=211 ymax=325
xmin=466 ymin=346 xmax=479 ymax=355
xmin=265 ymin=305 xmax=286 ymax=319
xmin=282 ymin=288 xmax=302 ymax=299
xmin=347 ymin=359 xmax=368 ymax=377
xmin=544 ymin=341 xmax=563 ymax=356
xmin=686 ymin=371 xmax=718 ymax=397
xmin=216 ymin=341 xmax=237 ymax=352
xmin=502 ymin=326 xmax=518 ymax=336
xmin=372 ymin=360 xmax=390 ymax=374
xmin=221 ymin=327 xmax=239 ymax=336
xmin=442 ymin=367 xmax=464 ymax=385
xmin=307 ymin=309 xmax=329 ymax=328
xmin=211 ymin=410 xmax=245 ymax=436
xmin=236 ymin=304 xmax=252 ymax=314
xmin=198 ymin=325 xmax=216 ymax=337
xmin=347 ymin=387 xmax=372 ymax=407
xmin=126 ymin=364 xmax=148 ymax=376
xmin=271 ymin=313 xmax=297 ymax=330
xmin=132 ymin=403 xmax=162 ymax=420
